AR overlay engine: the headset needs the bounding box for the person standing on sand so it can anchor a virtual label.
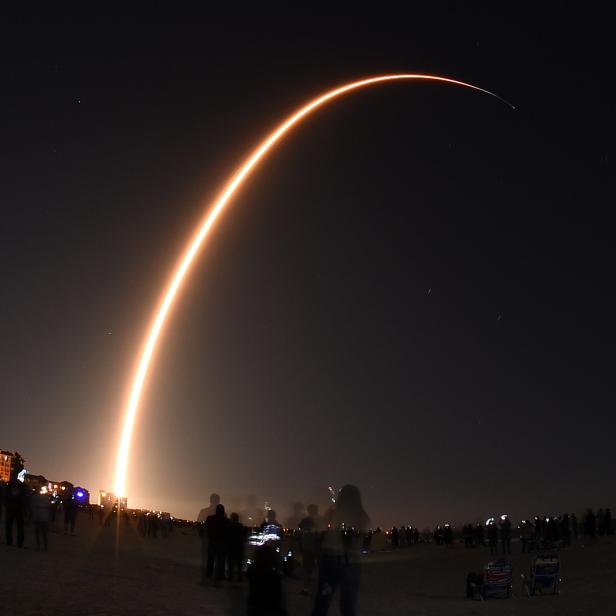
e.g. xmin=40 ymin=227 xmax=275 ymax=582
xmin=597 ymin=509 xmax=605 ymax=536
xmin=4 ymin=470 xmax=30 ymax=548
xmin=486 ymin=520 xmax=498 ymax=556
xmin=299 ymin=504 xmax=322 ymax=596
xmin=473 ymin=523 xmax=484 ymax=548
xmin=205 ymin=503 xmax=230 ymax=587
xmin=584 ymin=509 xmax=596 ymax=539
xmin=62 ymin=488 xmax=78 ymax=535
xmin=227 ymin=512 xmax=247 ymax=583
xmin=561 ymin=514 xmax=571 ymax=546
xmin=391 ymin=526 xmax=399 ymax=548
xmin=312 ymin=484 xmax=370 ymax=616
xmin=247 ymin=542 xmax=287 ymax=615
xmin=499 ymin=515 xmax=511 ymax=555
xmin=32 ymin=485 xmax=51 ymax=551
xmin=197 ymin=493 xmax=221 ymax=586
xmin=462 ymin=524 xmax=472 ymax=548
xmin=604 ymin=509 xmax=612 ymax=536
xmin=443 ymin=524 xmax=453 ymax=548
xmin=519 ymin=520 xmax=533 ymax=553
xmin=571 ymin=513 xmax=578 ymax=541
xmin=198 ymin=493 xmax=221 ymax=523
xmin=405 ymin=526 xmax=413 ymax=547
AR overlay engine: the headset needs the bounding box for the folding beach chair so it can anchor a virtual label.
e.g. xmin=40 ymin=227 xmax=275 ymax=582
xmin=467 ymin=559 xmax=512 ymax=600
xmin=522 ymin=553 xmax=561 ymax=596
xmin=482 ymin=559 xmax=513 ymax=599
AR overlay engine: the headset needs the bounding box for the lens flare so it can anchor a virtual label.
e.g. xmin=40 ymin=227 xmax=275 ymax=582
xmin=113 ymin=74 xmax=512 ymax=497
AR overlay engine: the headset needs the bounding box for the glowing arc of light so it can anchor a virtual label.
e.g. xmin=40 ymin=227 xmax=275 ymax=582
xmin=113 ymin=74 xmax=512 ymax=497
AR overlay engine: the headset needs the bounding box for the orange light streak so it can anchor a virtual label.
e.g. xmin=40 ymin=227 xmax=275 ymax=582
xmin=113 ymin=74 xmax=512 ymax=497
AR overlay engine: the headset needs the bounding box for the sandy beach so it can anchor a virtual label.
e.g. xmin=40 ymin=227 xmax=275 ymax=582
xmin=1 ymin=512 xmax=615 ymax=615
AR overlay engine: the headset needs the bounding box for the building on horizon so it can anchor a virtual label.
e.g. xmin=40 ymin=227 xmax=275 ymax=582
xmin=26 ymin=477 xmax=87 ymax=501
xmin=24 ymin=474 xmax=48 ymax=492
xmin=98 ymin=490 xmax=127 ymax=509
xmin=0 ymin=450 xmax=15 ymax=482
xmin=1 ymin=452 xmax=90 ymax=503
xmin=1 ymin=450 xmax=26 ymax=483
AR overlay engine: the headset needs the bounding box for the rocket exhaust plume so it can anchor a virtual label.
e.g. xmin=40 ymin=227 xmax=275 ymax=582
xmin=113 ymin=74 xmax=512 ymax=497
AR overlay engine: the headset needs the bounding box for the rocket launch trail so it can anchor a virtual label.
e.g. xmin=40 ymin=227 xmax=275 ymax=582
xmin=113 ymin=74 xmax=512 ymax=498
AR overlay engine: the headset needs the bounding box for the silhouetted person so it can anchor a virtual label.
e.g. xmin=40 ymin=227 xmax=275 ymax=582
xmin=299 ymin=504 xmax=321 ymax=595
xmin=198 ymin=493 xmax=221 ymax=585
xmin=473 ymin=524 xmax=484 ymax=548
xmin=138 ymin=510 xmax=147 ymax=536
xmin=571 ymin=513 xmax=578 ymax=541
xmin=205 ymin=503 xmax=229 ymax=586
xmin=551 ymin=516 xmax=558 ymax=542
xmin=228 ymin=512 xmax=247 ymax=583
xmin=369 ymin=527 xmax=385 ymax=552
xmin=584 ymin=509 xmax=596 ymax=538
xmin=546 ymin=516 xmax=559 ymax=544
xmin=487 ymin=520 xmax=498 ymax=556
xmin=405 ymin=526 xmax=413 ymax=546
xmin=4 ymin=474 xmax=29 ymax=547
xmin=62 ymin=489 xmax=77 ymax=535
xmin=499 ymin=515 xmax=511 ymax=555
xmin=443 ymin=524 xmax=453 ymax=548
xmin=560 ymin=514 xmax=571 ymax=546
xmin=32 ymin=486 xmax=51 ymax=551
xmin=148 ymin=512 xmax=159 ymax=538
xmin=198 ymin=492 xmax=221 ymax=523
xmin=312 ymin=484 xmax=370 ymax=616
xmin=247 ymin=543 xmax=286 ymax=615
xmin=100 ymin=503 xmax=109 ymax=526
xmin=50 ymin=494 xmax=59 ymax=531
xmin=391 ymin=526 xmax=399 ymax=548
xmin=604 ymin=508 xmax=612 ymax=536
xmin=106 ymin=504 xmax=116 ymax=527
xmin=161 ymin=513 xmax=172 ymax=538
xmin=597 ymin=509 xmax=605 ymax=536
xmin=519 ymin=520 xmax=533 ymax=553
xmin=532 ymin=515 xmax=542 ymax=543
xmin=397 ymin=525 xmax=406 ymax=547
xmin=462 ymin=524 xmax=472 ymax=548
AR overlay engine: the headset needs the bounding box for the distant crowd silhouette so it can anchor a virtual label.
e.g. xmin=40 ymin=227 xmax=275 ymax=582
xmin=455 ymin=509 xmax=612 ymax=555
xmin=1 ymin=465 xmax=613 ymax=616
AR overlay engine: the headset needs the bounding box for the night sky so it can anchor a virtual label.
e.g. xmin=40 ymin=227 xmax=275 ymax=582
xmin=2 ymin=7 xmax=613 ymax=527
